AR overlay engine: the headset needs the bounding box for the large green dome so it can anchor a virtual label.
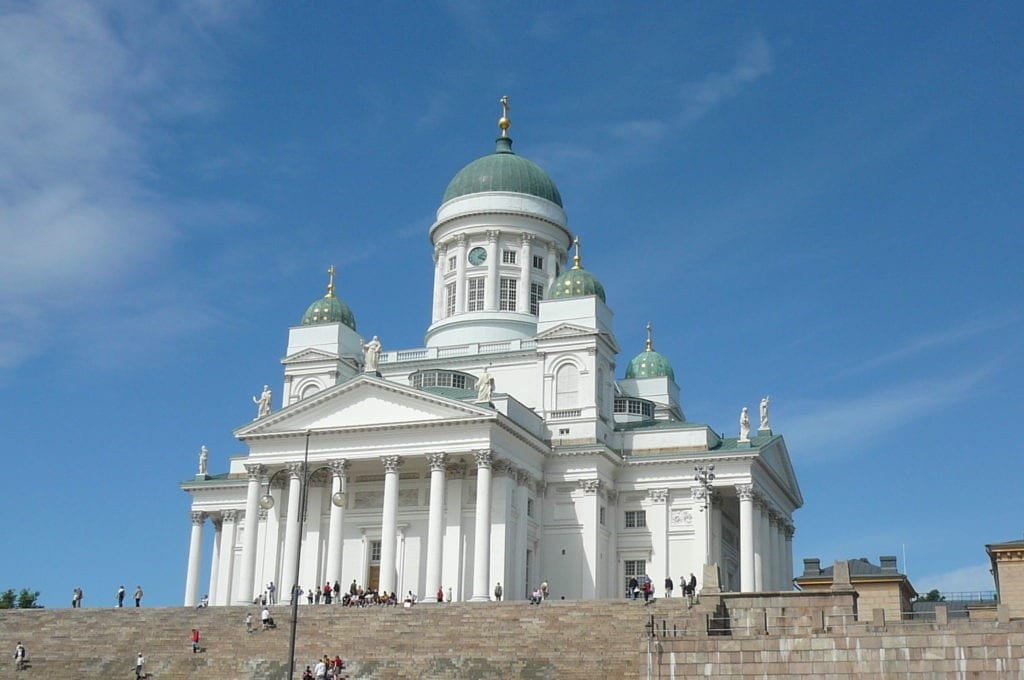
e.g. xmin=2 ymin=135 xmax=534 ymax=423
xmin=443 ymin=137 xmax=563 ymax=207
xmin=625 ymin=349 xmax=675 ymax=381
xmin=301 ymin=295 xmax=356 ymax=329
xmin=548 ymin=266 xmax=606 ymax=303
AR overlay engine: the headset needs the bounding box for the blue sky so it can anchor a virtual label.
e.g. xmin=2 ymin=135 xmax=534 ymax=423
xmin=1 ymin=2 xmax=1021 ymax=608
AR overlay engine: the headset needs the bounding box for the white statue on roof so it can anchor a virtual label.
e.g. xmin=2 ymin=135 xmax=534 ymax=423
xmin=253 ymin=385 xmax=272 ymax=419
xmin=475 ymin=368 xmax=494 ymax=403
xmin=363 ymin=335 xmax=382 ymax=373
xmin=198 ymin=445 xmax=208 ymax=476
xmin=759 ymin=396 xmax=770 ymax=431
xmin=739 ymin=407 xmax=750 ymax=442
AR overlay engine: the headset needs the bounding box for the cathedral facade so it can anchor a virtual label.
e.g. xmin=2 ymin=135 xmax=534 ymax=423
xmin=181 ymin=104 xmax=802 ymax=606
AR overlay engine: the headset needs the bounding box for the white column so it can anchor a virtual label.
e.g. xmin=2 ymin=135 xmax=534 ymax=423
xmin=441 ymin=463 xmax=466 ymax=600
xmin=215 ymin=510 xmax=238 ymax=605
xmin=454 ymin=235 xmax=467 ymax=314
xmin=737 ymin=484 xmax=754 ymax=592
xmin=184 ymin=511 xmax=205 ymax=606
xmin=279 ymin=462 xmax=304 ymax=604
xmin=431 ymin=245 xmax=444 ymax=323
xmin=542 ymin=240 xmax=557 ymax=290
xmin=324 ymin=459 xmax=348 ymax=587
xmin=471 ymin=450 xmax=493 ymax=601
xmin=692 ymin=487 xmax=709 ymax=571
xmin=646 ymin=489 xmax=669 ymax=593
xmin=484 ymin=230 xmax=500 ymax=311
xmin=513 ymin=471 xmax=530 ymax=599
xmin=579 ymin=479 xmax=602 ymax=599
xmin=784 ymin=524 xmax=795 ymax=591
xmin=238 ymin=464 xmax=264 ymax=605
xmin=379 ymin=455 xmax=402 ymax=595
xmin=424 ymin=453 xmax=448 ymax=600
xmin=770 ymin=513 xmax=784 ymax=590
xmin=754 ymin=497 xmax=767 ymax=591
xmin=208 ymin=516 xmax=222 ymax=603
xmin=519 ymin=234 xmax=534 ymax=314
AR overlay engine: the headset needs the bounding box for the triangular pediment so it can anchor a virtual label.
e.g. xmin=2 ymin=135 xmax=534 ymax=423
xmin=535 ymin=323 xmax=599 ymax=341
xmin=758 ymin=438 xmax=803 ymax=507
xmin=235 ymin=375 xmax=494 ymax=438
xmin=281 ymin=347 xmax=339 ymax=365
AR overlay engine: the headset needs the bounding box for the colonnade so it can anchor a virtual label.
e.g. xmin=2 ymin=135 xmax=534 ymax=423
xmin=735 ymin=484 xmax=795 ymax=592
xmin=183 ymin=451 xmax=500 ymax=607
xmin=431 ymin=232 xmax=561 ymax=322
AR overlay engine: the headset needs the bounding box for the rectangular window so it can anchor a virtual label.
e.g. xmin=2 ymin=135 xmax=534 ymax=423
xmin=599 ymin=506 xmax=606 ymax=526
xmin=624 ymin=559 xmax=646 ymax=596
xmin=467 ymin=278 xmax=485 ymax=312
xmin=625 ymin=510 xmax=647 ymax=529
xmin=502 ymin=250 xmax=517 ymax=264
xmin=527 ymin=498 xmax=535 ymax=518
xmin=370 ymin=540 xmax=382 ymax=562
xmin=445 ymin=283 xmax=456 ymax=317
xmin=532 ymin=255 xmax=544 ymax=270
xmin=447 ymin=255 xmax=457 ymax=272
xmin=530 ymin=282 xmax=544 ymax=315
xmin=499 ymin=277 xmax=517 ymax=311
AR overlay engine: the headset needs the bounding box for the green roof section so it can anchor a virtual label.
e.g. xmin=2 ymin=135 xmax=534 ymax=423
xmin=548 ymin=266 xmax=606 ymax=303
xmin=419 ymin=385 xmax=478 ymax=400
xmin=442 ymin=136 xmax=563 ymax=207
xmin=301 ymin=294 xmax=356 ymax=330
xmin=624 ymin=322 xmax=675 ymax=380
xmin=300 ymin=265 xmax=356 ymax=329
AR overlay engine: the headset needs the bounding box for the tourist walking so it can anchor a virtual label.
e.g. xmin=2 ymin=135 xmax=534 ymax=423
xmin=191 ymin=628 xmax=200 ymax=653
xmin=664 ymin=576 xmax=674 ymax=598
xmin=134 ymin=585 xmax=143 ymax=607
xmin=13 ymin=642 xmax=26 ymax=671
xmin=494 ymin=582 xmax=503 ymax=601
xmin=134 ymin=652 xmax=145 ymax=679
xmin=245 ymin=612 xmax=253 ymax=633
xmin=117 ymin=585 xmax=126 ymax=607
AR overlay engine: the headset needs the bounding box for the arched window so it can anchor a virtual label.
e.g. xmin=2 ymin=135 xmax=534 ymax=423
xmin=555 ymin=363 xmax=579 ymax=410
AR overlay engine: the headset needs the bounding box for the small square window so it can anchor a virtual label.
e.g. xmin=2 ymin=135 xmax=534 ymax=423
xmin=625 ymin=510 xmax=647 ymax=529
xmin=447 ymin=256 xmax=457 ymax=272
xmin=532 ymin=255 xmax=544 ymax=270
xmin=502 ymin=250 xmax=517 ymax=264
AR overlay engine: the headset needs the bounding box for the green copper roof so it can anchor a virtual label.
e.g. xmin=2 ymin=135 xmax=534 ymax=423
xmin=548 ymin=266 xmax=606 ymax=303
xmin=301 ymin=295 xmax=356 ymax=330
xmin=443 ymin=137 xmax=563 ymax=207
xmin=625 ymin=348 xmax=675 ymax=381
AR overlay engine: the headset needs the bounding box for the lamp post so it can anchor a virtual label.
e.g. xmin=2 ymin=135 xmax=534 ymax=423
xmin=694 ymin=465 xmax=715 ymax=565
xmin=257 ymin=430 xmax=347 ymax=680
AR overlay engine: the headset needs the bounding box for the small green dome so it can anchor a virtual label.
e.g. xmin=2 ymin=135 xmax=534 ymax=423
xmin=443 ymin=137 xmax=563 ymax=207
xmin=301 ymin=295 xmax=356 ymax=329
xmin=548 ymin=266 xmax=606 ymax=303
xmin=625 ymin=349 xmax=675 ymax=381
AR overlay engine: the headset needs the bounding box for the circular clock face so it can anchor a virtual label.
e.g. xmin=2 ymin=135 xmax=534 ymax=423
xmin=468 ymin=247 xmax=487 ymax=265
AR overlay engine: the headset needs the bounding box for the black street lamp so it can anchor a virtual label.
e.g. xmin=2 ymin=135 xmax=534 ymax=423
xmin=257 ymin=430 xmax=346 ymax=680
xmin=694 ymin=465 xmax=715 ymax=565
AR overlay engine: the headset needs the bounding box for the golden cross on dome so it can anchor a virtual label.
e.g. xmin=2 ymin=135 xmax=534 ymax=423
xmin=326 ymin=265 xmax=336 ymax=298
xmin=645 ymin=322 xmax=653 ymax=352
xmin=572 ymin=235 xmax=581 ymax=269
xmin=499 ymin=95 xmax=511 ymax=137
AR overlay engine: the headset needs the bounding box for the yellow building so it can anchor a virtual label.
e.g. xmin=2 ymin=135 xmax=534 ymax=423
xmin=794 ymin=555 xmax=916 ymax=622
xmin=987 ymin=539 xmax=1024 ymax=619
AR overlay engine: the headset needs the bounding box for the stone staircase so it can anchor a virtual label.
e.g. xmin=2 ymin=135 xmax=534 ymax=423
xmin=0 ymin=598 xmax=692 ymax=679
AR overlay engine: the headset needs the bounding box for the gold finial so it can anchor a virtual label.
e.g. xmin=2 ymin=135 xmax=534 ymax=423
xmin=645 ymin=322 xmax=653 ymax=352
xmin=498 ymin=95 xmax=511 ymax=137
xmin=326 ymin=265 xmax=336 ymax=298
xmin=571 ymin=235 xmax=581 ymax=270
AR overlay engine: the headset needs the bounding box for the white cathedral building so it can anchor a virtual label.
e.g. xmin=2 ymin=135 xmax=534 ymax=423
xmin=181 ymin=102 xmax=802 ymax=606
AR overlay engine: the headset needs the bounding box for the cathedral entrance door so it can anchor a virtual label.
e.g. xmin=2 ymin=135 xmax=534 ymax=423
xmin=368 ymin=566 xmax=380 ymax=591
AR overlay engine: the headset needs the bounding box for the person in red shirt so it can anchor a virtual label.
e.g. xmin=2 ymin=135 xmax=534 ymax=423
xmin=323 ymin=581 xmax=332 ymax=604
xmin=191 ymin=629 xmax=200 ymax=654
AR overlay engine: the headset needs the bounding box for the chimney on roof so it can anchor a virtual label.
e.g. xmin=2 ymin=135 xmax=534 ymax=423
xmin=879 ymin=555 xmax=899 ymax=573
xmin=802 ymin=558 xmax=821 ymax=576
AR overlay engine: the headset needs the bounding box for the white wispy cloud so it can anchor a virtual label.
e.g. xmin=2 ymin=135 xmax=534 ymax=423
xmin=608 ymin=34 xmax=774 ymax=142
xmin=0 ymin=2 xmax=242 ymax=373
xmin=784 ymin=363 xmax=999 ymax=462
xmin=913 ymin=562 xmax=994 ymax=594
xmin=838 ymin=315 xmax=1021 ymax=376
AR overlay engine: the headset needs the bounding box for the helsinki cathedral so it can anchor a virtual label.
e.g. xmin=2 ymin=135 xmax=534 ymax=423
xmin=181 ymin=99 xmax=803 ymax=606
